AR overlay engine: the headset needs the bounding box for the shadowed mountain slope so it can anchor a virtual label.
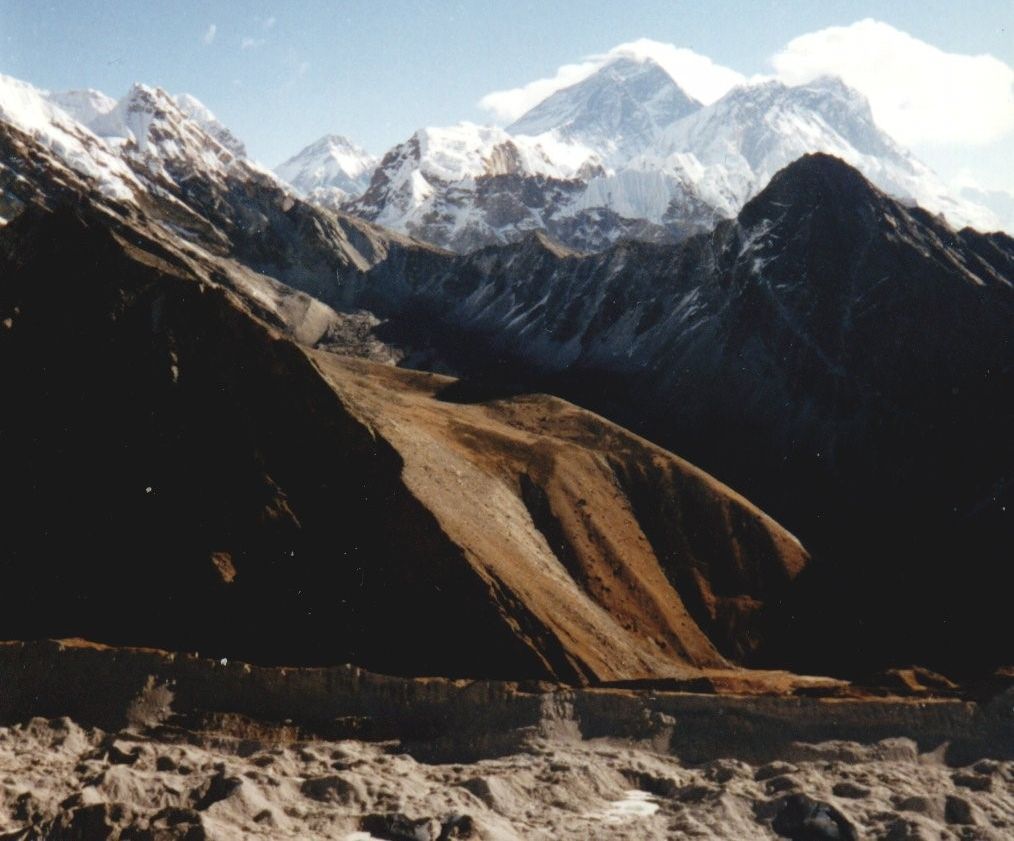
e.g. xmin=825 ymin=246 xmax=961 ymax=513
xmin=0 ymin=205 xmax=810 ymax=683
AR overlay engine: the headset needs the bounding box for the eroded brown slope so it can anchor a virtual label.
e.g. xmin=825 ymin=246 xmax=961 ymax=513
xmin=311 ymin=356 xmax=808 ymax=675
xmin=0 ymin=206 xmax=806 ymax=683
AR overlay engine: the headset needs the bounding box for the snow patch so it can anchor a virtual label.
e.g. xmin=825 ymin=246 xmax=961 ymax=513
xmin=602 ymin=790 xmax=660 ymax=822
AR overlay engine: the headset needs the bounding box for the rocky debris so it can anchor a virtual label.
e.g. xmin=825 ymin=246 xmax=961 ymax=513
xmin=189 ymin=771 xmax=242 ymax=811
xmin=359 ymin=812 xmax=475 ymax=841
xmin=1 ymin=641 xmax=1011 ymax=769
xmin=830 ymin=782 xmax=870 ymax=800
xmin=768 ymin=794 xmax=858 ymax=840
xmin=863 ymin=668 xmax=962 ymax=697
xmin=0 ymin=713 xmax=1011 ymax=841
xmin=944 ymin=794 xmax=976 ymax=825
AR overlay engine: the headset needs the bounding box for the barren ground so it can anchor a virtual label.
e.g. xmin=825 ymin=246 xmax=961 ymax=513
xmin=1 ymin=716 xmax=1011 ymax=840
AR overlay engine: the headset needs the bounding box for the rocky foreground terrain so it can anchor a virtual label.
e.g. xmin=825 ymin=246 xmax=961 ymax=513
xmin=0 ymin=641 xmax=1012 ymax=840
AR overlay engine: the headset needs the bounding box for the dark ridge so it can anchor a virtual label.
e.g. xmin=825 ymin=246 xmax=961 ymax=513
xmin=738 ymin=152 xmax=885 ymax=229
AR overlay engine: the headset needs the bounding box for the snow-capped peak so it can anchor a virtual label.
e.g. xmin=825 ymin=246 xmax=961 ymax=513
xmin=647 ymin=74 xmax=1000 ymax=230
xmin=508 ymin=56 xmax=701 ymax=164
xmin=275 ymin=134 xmax=377 ymax=201
xmin=79 ymin=83 xmax=243 ymax=181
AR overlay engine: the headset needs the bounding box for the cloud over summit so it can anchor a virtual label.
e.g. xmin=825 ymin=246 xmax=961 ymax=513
xmin=479 ymin=39 xmax=745 ymax=122
xmin=478 ymin=21 xmax=1014 ymax=154
xmin=770 ymin=19 xmax=1014 ymax=147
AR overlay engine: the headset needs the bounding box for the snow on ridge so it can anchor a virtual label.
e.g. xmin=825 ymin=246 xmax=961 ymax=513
xmin=345 ymin=63 xmax=1002 ymax=249
xmin=508 ymin=56 xmax=702 ymax=167
xmin=81 ymin=83 xmax=249 ymax=181
xmin=45 ymin=88 xmax=117 ymax=126
xmin=0 ymin=73 xmax=140 ymax=202
xmin=172 ymin=93 xmax=247 ymax=159
xmin=411 ymin=119 xmax=596 ymax=180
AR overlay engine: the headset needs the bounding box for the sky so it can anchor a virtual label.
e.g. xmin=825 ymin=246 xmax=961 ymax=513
xmin=0 ymin=0 xmax=1011 ymax=192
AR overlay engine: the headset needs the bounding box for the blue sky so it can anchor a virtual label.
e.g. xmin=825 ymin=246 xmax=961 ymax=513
xmin=0 ymin=0 xmax=1011 ymax=189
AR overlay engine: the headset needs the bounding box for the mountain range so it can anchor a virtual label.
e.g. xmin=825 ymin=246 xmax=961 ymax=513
xmin=277 ymin=55 xmax=1004 ymax=251
xmin=0 ymin=61 xmax=1010 ymax=681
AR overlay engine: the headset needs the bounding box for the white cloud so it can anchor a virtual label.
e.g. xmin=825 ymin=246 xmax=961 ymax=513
xmin=608 ymin=39 xmax=747 ymax=104
xmin=262 ymin=16 xmax=277 ymax=31
xmin=479 ymin=38 xmax=744 ymax=123
xmin=201 ymin=24 xmax=216 ymax=46
xmin=241 ymin=37 xmax=265 ymax=50
xmin=479 ymin=58 xmax=600 ymax=123
xmin=771 ymin=19 xmax=1014 ymax=147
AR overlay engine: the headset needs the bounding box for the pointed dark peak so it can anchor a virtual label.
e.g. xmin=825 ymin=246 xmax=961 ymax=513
xmin=738 ymin=153 xmax=885 ymax=229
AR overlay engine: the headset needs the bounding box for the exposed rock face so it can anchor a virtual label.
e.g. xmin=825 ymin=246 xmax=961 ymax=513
xmin=344 ymin=124 xmax=623 ymax=253
xmin=334 ymin=154 xmax=1014 ymax=674
xmin=0 ymin=205 xmax=811 ymax=681
xmin=2 ymin=72 xmax=1010 ymax=681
